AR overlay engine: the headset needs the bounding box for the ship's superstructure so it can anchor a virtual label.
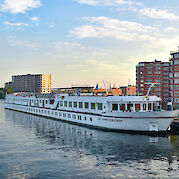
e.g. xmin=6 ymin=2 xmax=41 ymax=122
xmin=4 ymin=92 xmax=178 ymax=133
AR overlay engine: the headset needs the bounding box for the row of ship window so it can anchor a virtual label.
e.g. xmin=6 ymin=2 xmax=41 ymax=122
xmin=60 ymin=101 xmax=103 ymax=110
xmin=112 ymin=103 xmax=160 ymax=111
xmin=26 ymin=107 xmax=93 ymax=121
xmin=10 ymin=99 xmax=104 ymax=111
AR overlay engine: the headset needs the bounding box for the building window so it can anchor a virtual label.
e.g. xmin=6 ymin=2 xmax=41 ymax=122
xmin=98 ymin=103 xmax=103 ymax=110
xmin=91 ymin=103 xmax=96 ymax=109
xmin=135 ymin=104 xmax=140 ymax=111
xmin=79 ymin=102 xmax=83 ymax=108
xmin=155 ymin=87 xmax=161 ymax=91
xmin=127 ymin=104 xmax=133 ymax=111
xmin=63 ymin=113 xmax=66 ymax=117
xmin=64 ymin=101 xmax=67 ymax=107
xmin=163 ymin=71 xmax=169 ymax=74
xmin=174 ymin=79 xmax=179 ymax=84
xmin=163 ymin=67 xmax=169 ymax=70
xmin=146 ymin=71 xmax=152 ymax=74
xmin=119 ymin=104 xmax=125 ymax=111
xmin=143 ymin=104 xmax=147 ymax=110
xmin=146 ymin=75 xmax=152 ymax=79
xmin=85 ymin=102 xmax=89 ymax=109
xmin=112 ymin=104 xmax=118 ymax=111
xmin=154 ymin=79 xmax=161 ymax=82
xmin=60 ymin=101 xmax=63 ymax=106
xmin=155 ymin=67 xmax=161 ymax=70
xmin=145 ymin=66 xmax=153 ymax=70
xmin=155 ymin=75 xmax=160 ymax=79
xmin=174 ymin=59 xmax=179 ymax=64
xmin=174 ymin=72 xmax=179 ymax=78
xmin=74 ymin=102 xmax=77 ymax=108
xmin=78 ymin=115 xmax=81 ymax=120
xmin=145 ymin=79 xmax=152 ymax=82
xmin=148 ymin=103 xmax=152 ymax=110
xmin=155 ymin=92 xmax=161 ymax=96
xmin=69 ymin=101 xmax=72 ymax=107
xmin=155 ymin=71 xmax=161 ymax=74
xmin=68 ymin=114 xmax=71 ymax=118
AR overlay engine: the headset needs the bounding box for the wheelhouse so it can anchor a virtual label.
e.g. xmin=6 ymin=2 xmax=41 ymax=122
xmin=108 ymin=96 xmax=162 ymax=112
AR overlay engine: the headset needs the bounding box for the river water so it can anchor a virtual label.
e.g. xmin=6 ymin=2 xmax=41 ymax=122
xmin=0 ymin=100 xmax=179 ymax=179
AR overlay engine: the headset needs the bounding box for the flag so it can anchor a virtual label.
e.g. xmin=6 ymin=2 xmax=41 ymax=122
xmin=110 ymin=84 xmax=112 ymax=90
xmin=95 ymin=83 xmax=98 ymax=90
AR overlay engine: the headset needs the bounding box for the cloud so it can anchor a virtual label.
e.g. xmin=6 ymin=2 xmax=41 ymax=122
xmin=74 ymin=0 xmax=98 ymax=5
xmin=70 ymin=16 xmax=156 ymax=42
xmin=70 ymin=16 xmax=179 ymax=55
xmin=49 ymin=41 xmax=114 ymax=63
xmin=6 ymin=36 xmax=39 ymax=49
xmin=30 ymin=17 xmax=39 ymax=21
xmin=49 ymin=24 xmax=55 ymax=28
xmin=74 ymin=0 xmax=142 ymax=6
xmin=139 ymin=8 xmax=179 ymax=20
xmin=4 ymin=21 xmax=29 ymax=26
xmin=51 ymin=41 xmax=85 ymax=51
xmin=8 ymin=39 xmax=39 ymax=49
xmin=50 ymin=41 xmax=89 ymax=59
xmin=1 ymin=0 xmax=41 ymax=14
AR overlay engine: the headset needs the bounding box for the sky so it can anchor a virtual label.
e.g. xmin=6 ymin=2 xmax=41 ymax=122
xmin=0 ymin=0 xmax=179 ymax=88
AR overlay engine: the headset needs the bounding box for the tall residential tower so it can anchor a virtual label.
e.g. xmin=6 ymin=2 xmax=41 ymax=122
xmin=170 ymin=49 xmax=179 ymax=109
xmin=136 ymin=60 xmax=170 ymax=108
xmin=12 ymin=74 xmax=51 ymax=94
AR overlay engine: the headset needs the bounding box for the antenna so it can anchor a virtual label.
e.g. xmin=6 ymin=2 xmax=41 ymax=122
xmin=128 ymin=79 xmax=131 ymax=86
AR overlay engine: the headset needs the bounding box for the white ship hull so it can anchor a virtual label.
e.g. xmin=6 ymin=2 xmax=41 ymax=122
xmin=5 ymin=103 xmax=177 ymax=133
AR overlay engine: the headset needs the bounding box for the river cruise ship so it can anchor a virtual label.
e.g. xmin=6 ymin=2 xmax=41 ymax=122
xmin=4 ymin=90 xmax=178 ymax=133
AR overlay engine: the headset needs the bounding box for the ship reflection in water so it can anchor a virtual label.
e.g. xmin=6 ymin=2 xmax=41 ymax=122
xmin=3 ymin=109 xmax=179 ymax=178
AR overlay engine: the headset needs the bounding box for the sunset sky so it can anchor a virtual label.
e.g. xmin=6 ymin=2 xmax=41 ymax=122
xmin=0 ymin=0 xmax=179 ymax=88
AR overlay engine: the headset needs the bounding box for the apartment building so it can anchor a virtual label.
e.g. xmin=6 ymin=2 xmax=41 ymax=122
xmin=136 ymin=60 xmax=170 ymax=108
xmin=170 ymin=49 xmax=179 ymax=109
xmin=120 ymin=86 xmax=136 ymax=96
xmin=12 ymin=74 xmax=51 ymax=94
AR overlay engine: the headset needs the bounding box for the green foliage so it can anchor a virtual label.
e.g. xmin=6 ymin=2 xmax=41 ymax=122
xmin=4 ymin=86 xmax=13 ymax=94
xmin=0 ymin=88 xmax=5 ymax=99
xmin=0 ymin=87 xmax=13 ymax=99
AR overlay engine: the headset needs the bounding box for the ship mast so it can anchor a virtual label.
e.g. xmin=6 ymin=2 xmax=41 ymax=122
xmin=145 ymin=83 xmax=160 ymax=96
xmin=103 ymin=80 xmax=109 ymax=96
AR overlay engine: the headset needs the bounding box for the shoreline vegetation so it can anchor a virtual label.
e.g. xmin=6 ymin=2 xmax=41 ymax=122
xmin=0 ymin=87 xmax=13 ymax=99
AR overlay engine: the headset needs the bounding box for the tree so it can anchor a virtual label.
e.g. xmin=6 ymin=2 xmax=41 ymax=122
xmin=4 ymin=86 xmax=13 ymax=94
xmin=0 ymin=88 xmax=5 ymax=99
xmin=0 ymin=87 xmax=13 ymax=99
